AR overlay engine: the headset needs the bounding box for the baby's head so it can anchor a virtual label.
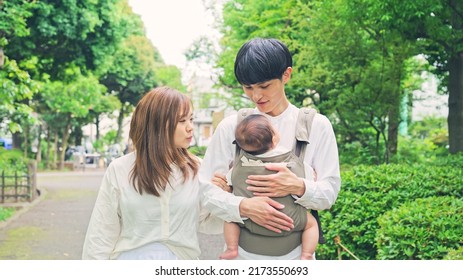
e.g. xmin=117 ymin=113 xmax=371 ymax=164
xmin=235 ymin=114 xmax=279 ymax=155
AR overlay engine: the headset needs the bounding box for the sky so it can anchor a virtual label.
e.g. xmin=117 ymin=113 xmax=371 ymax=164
xmin=128 ymin=0 xmax=217 ymax=69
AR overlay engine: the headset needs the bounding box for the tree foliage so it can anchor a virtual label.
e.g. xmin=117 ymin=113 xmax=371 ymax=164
xmin=0 ymin=0 xmax=39 ymax=136
xmin=6 ymin=0 xmax=127 ymax=78
xmin=361 ymin=0 xmax=463 ymax=153
xmin=217 ymin=0 xmax=459 ymax=161
xmin=1 ymin=0 xmax=185 ymax=169
xmin=41 ymin=67 xmax=108 ymax=169
xmin=99 ymin=34 xmax=159 ymax=142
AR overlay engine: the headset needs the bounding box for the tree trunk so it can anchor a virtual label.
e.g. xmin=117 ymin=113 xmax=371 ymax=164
xmin=387 ymin=107 xmax=399 ymax=161
xmin=35 ymin=124 xmax=42 ymax=165
xmin=0 ymin=47 xmax=4 ymax=68
xmin=387 ymin=84 xmax=402 ymax=160
xmin=74 ymin=126 xmax=83 ymax=146
xmin=12 ymin=132 xmax=22 ymax=150
xmin=95 ymin=114 xmax=100 ymax=140
xmin=448 ymin=51 xmax=463 ymax=154
xmin=386 ymin=56 xmax=405 ymax=161
xmin=23 ymin=124 xmax=29 ymax=158
xmin=448 ymin=0 xmax=463 ymax=154
xmin=45 ymin=126 xmax=51 ymax=169
xmin=53 ymin=131 xmax=58 ymax=169
xmin=116 ymin=105 xmax=126 ymax=144
xmin=58 ymin=116 xmax=72 ymax=170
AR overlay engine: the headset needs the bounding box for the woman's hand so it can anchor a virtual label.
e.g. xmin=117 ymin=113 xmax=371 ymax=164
xmin=211 ymin=172 xmax=232 ymax=193
xmin=239 ymin=197 xmax=294 ymax=233
xmin=245 ymin=163 xmax=305 ymax=197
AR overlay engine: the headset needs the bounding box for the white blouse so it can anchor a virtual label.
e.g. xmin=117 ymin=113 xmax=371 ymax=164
xmin=82 ymin=152 xmax=244 ymax=260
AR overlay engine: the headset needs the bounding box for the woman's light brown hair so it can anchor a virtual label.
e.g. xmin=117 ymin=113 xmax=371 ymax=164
xmin=129 ymin=86 xmax=199 ymax=196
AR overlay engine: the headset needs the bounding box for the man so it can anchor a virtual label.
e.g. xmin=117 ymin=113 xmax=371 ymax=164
xmin=199 ymin=38 xmax=341 ymax=259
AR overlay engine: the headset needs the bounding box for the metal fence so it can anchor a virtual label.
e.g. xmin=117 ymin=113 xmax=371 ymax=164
xmin=0 ymin=161 xmax=37 ymax=203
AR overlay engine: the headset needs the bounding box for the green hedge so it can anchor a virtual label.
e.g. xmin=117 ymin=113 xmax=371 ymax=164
xmin=444 ymin=247 xmax=463 ymax=260
xmin=0 ymin=149 xmax=28 ymax=173
xmin=376 ymin=196 xmax=463 ymax=260
xmin=316 ymin=154 xmax=463 ymax=260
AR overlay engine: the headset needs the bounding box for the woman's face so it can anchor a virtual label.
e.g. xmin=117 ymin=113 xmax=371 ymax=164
xmin=174 ymin=110 xmax=194 ymax=149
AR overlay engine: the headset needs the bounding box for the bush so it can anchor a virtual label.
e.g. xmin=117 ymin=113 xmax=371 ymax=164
xmin=0 ymin=149 xmax=28 ymax=173
xmin=340 ymin=116 xmax=449 ymax=166
xmin=339 ymin=141 xmax=385 ymax=166
xmin=316 ymin=154 xmax=463 ymax=260
xmin=376 ymin=196 xmax=463 ymax=260
xmin=444 ymin=247 xmax=463 ymax=260
xmin=393 ymin=135 xmax=441 ymax=164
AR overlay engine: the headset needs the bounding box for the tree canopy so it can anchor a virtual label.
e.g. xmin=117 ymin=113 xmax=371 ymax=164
xmin=0 ymin=0 xmax=184 ymax=168
xmin=215 ymin=0 xmax=461 ymax=160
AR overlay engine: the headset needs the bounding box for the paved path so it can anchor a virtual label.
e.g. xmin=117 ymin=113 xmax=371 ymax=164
xmin=0 ymin=169 xmax=225 ymax=260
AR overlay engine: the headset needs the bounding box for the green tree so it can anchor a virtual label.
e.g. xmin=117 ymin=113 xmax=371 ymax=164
xmin=3 ymin=0 xmax=130 ymax=159
xmin=41 ymin=68 xmax=107 ymax=169
xmin=297 ymin=0 xmax=422 ymax=162
xmin=0 ymin=0 xmax=39 ymax=143
xmin=0 ymin=59 xmax=39 ymax=136
xmin=154 ymin=64 xmax=185 ymax=92
xmin=217 ymin=0 xmax=429 ymax=163
xmin=6 ymin=0 xmax=127 ymax=79
xmin=364 ymin=0 xmax=463 ymax=154
xmin=99 ymin=35 xmax=159 ymax=143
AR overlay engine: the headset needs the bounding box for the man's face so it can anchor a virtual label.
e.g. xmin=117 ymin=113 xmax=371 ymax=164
xmin=241 ymin=67 xmax=292 ymax=116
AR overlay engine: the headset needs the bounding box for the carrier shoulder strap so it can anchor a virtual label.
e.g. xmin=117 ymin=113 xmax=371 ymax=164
xmin=295 ymin=107 xmax=326 ymax=244
xmin=294 ymin=107 xmax=317 ymax=159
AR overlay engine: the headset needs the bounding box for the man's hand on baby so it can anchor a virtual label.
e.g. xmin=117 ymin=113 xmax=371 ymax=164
xmin=245 ymin=163 xmax=305 ymax=197
xmin=240 ymin=197 xmax=294 ymax=233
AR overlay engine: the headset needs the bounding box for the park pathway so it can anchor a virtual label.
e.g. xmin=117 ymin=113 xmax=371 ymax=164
xmin=0 ymin=169 xmax=224 ymax=260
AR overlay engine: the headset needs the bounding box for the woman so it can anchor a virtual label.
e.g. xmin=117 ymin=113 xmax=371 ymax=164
xmin=82 ymin=86 xmax=293 ymax=260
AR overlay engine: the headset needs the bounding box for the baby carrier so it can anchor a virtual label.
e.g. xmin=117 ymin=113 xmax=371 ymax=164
xmin=231 ymin=107 xmax=325 ymax=256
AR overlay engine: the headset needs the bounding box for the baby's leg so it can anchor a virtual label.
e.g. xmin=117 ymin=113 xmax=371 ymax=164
xmin=301 ymin=212 xmax=319 ymax=260
xmin=219 ymin=222 xmax=240 ymax=260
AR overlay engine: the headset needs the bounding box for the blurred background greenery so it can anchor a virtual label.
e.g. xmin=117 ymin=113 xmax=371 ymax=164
xmin=1 ymin=0 xmax=462 ymax=259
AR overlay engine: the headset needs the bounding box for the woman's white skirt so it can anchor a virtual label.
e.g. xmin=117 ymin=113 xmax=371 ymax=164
xmin=117 ymin=242 xmax=178 ymax=260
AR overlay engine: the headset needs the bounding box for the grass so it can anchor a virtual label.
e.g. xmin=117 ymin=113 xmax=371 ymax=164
xmin=0 ymin=207 xmax=15 ymax=222
xmin=0 ymin=226 xmax=48 ymax=259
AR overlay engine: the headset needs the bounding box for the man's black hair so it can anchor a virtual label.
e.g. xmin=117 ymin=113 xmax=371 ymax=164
xmin=234 ymin=38 xmax=292 ymax=85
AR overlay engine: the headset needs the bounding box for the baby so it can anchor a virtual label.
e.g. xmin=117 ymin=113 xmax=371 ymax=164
xmin=220 ymin=114 xmax=319 ymax=260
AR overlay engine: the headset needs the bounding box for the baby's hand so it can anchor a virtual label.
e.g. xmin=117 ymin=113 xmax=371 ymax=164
xmin=212 ymin=172 xmax=232 ymax=192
